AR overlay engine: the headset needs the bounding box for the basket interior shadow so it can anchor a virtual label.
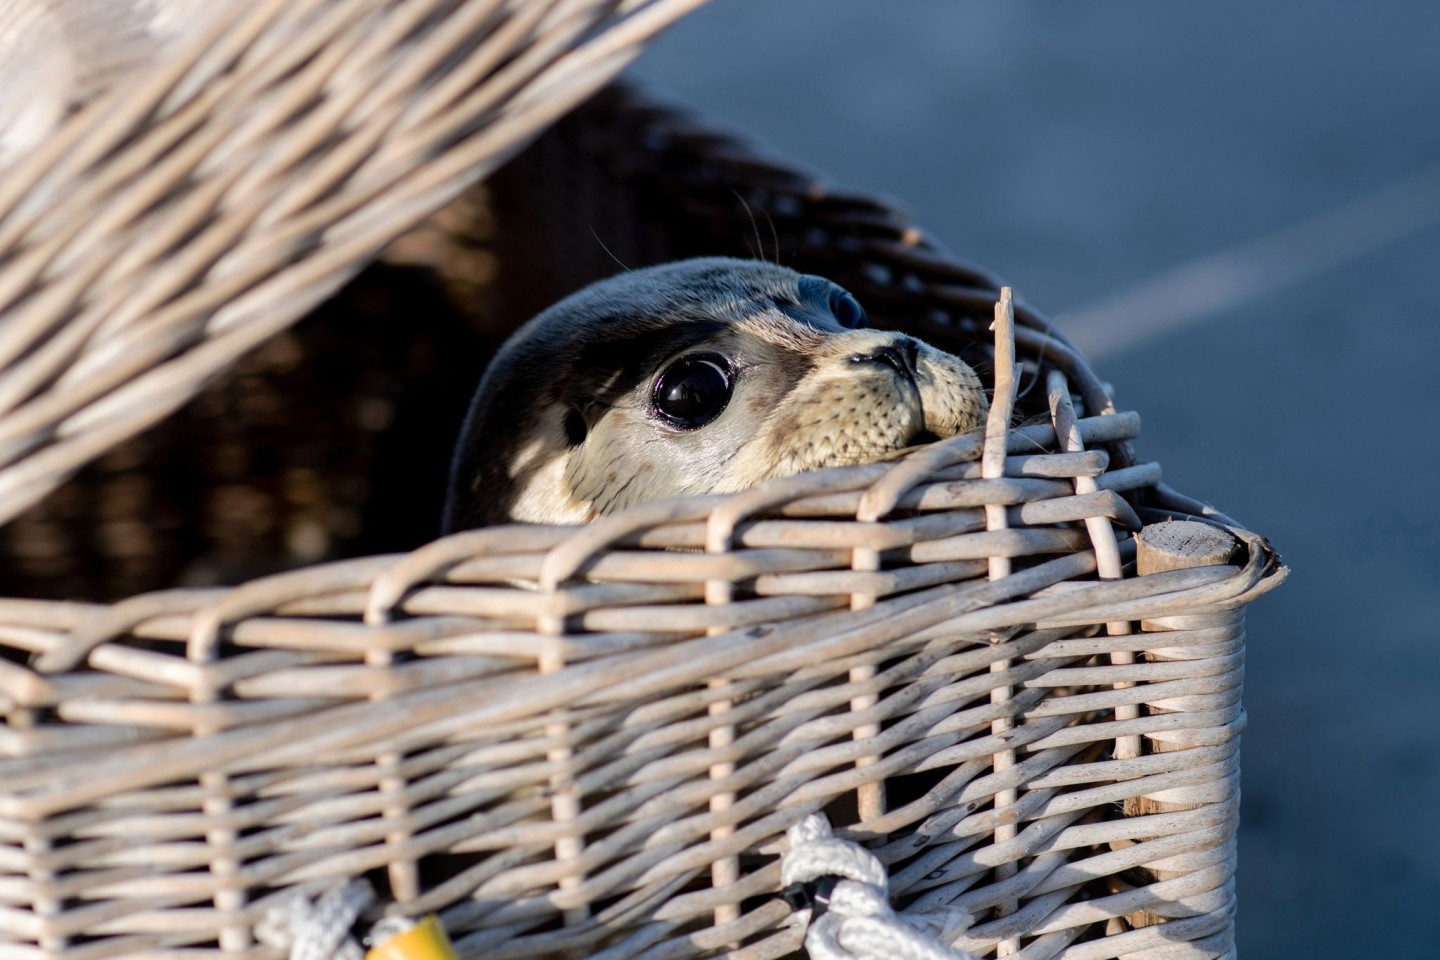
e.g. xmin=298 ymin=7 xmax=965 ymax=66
xmin=0 ymin=85 xmax=1282 ymax=960
xmin=0 ymin=86 xmax=1117 ymax=603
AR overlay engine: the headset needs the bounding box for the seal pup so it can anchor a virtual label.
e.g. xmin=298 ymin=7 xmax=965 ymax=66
xmin=443 ymin=257 xmax=988 ymax=530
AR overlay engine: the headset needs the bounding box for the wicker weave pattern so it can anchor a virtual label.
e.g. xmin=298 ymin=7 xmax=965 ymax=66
xmin=0 ymin=0 xmax=707 ymax=529
xmin=0 ymin=78 xmax=1286 ymax=960
xmin=0 ymin=408 xmax=1278 ymax=960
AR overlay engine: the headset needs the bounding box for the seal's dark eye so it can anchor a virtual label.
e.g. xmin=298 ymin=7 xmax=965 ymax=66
xmin=652 ymin=353 xmax=733 ymax=430
xmin=830 ymin=289 xmax=868 ymax=329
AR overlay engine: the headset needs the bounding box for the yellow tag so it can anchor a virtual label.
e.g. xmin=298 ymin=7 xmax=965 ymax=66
xmin=365 ymin=915 xmax=457 ymax=960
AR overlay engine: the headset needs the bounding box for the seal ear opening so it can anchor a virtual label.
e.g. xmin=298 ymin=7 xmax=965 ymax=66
xmin=563 ymin=408 xmax=587 ymax=446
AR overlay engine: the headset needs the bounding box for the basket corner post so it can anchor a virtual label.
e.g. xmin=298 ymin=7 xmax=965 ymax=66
xmin=1119 ymin=519 xmax=1249 ymax=941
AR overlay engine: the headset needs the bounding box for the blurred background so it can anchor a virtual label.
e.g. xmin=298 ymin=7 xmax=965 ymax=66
xmin=637 ymin=2 xmax=1440 ymax=957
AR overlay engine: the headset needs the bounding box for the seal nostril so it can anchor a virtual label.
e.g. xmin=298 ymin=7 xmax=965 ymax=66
xmin=898 ymin=339 xmax=919 ymax=372
xmin=852 ymin=340 xmax=919 ymax=376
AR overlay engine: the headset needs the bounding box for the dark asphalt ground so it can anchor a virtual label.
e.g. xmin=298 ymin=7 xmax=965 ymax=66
xmin=636 ymin=3 xmax=1440 ymax=956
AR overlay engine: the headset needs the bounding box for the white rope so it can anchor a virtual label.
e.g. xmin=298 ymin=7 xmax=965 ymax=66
xmin=261 ymin=820 xmax=976 ymax=960
xmin=256 ymin=879 xmax=419 ymax=960
xmin=782 ymin=814 xmax=981 ymax=960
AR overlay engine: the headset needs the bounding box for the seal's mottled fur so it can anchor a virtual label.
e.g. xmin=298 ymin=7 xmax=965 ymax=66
xmin=444 ymin=258 xmax=987 ymax=530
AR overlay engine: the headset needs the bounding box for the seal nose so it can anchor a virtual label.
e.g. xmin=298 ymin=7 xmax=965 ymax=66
xmin=852 ymin=339 xmax=919 ymax=377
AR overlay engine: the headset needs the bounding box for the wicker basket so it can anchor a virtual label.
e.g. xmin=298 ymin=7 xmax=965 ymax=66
xmin=0 ymin=17 xmax=1284 ymax=960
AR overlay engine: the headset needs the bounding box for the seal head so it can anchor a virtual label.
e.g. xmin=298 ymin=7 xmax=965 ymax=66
xmin=444 ymin=257 xmax=988 ymax=530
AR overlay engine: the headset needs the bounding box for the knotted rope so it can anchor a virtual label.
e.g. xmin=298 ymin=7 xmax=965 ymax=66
xmin=781 ymin=814 xmax=981 ymax=960
xmin=260 ymin=818 xmax=978 ymax=960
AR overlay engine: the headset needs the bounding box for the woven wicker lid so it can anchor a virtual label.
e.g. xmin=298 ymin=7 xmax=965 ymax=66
xmin=0 ymin=0 xmax=708 ymax=530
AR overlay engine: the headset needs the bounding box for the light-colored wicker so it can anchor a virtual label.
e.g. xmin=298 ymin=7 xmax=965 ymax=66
xmin=0 ymin=11 xmax=1286 ymax=960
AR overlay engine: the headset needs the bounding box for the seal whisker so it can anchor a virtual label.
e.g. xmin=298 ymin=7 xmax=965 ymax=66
xmin=587 ymin=223 xmax=630 ymax=272
xmin=762 ymin=206 xmax=782 ymax=266
xmin=731 ymin=188 xmax=769 ymax=265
